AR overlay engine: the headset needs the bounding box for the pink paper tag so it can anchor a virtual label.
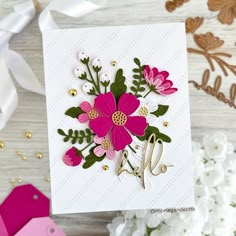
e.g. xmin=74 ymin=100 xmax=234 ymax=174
xmin=15 ymin=217 xmax=65 ymax=236
xmin=0 ymin=184 xmax=50 ymax=236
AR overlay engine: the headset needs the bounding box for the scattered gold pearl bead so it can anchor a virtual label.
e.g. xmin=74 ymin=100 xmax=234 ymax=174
xmin=36 ymin=152 xmax=43 ymax=159
xmin=111 ymin=60 xmax=117 ymax=66
xmin=16 ymin=151 xmax=23 ymax=156
xmin=45 ymin=176 xmax=50 ymax=182
xmin=22 ymin=156 xmax=28 ymax=160
xmin=69 ymin=88 xmax=77 ymax=96
xmin=163 ymin=121 xmax=169 ymax=127
xmin=25 ymin=132 xmax=32 ymax=139
xmin=0 ymin=141 xmax=5 ymax=149
xmin=102 ymin=165 xmax=109 ymax=171
xmin=135 ymin=145 xmax=139 ymax=149
xmin=160 ymin=164 xmax=167 ymax=173
xmin=17 ymin=178 xmax=22 ymax=183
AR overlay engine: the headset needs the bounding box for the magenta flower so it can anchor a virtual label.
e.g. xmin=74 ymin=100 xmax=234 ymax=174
xmin=143 ymin=65 xmax=178 ymax=95
xmin=63 ymin=147 xmax=83 ymax=166
xmin=89 ymin=92 xmax=148 ymax=151
xmin=78 ymin=101 xmax=98 ymax=123
xmin=94 ymin=134 xmax=116 ymax=160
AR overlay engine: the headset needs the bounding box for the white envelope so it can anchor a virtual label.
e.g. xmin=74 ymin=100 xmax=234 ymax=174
xmin=43 ymin=23 xmax=194 ymax=214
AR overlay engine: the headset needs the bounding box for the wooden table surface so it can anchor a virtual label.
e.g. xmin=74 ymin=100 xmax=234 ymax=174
xmin=0 ymin=0 xmax=235 ymax=235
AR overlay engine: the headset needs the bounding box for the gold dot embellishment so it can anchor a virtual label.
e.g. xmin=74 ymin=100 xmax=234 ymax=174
xmin=112 ymin=111 xmax=127 ymax=126
xmin=163 ymin=121 xmax=169 ymax=127
xmin=160 ymin=164 xmax=168 ymax=173
xmin=111 ymin=60 xmax=117 ymax=66
xmin=103 ymin=165 xmax=109 ymax=171
xmin=25 ymin=132 xmax=32 ymax=139
xmin=69 ymin=89 xmax=77 ymax=96
xmin=45 ymin=176 xmax=50 ymax=182
xmin=36 ymin=152 xmax=43 ymax=159
xmin=0 ymin=141 xmax=5 ymax=149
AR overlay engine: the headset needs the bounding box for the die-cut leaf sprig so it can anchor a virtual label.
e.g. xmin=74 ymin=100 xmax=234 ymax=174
xmin=188 ymin=32 xmax=236 ymax=76
xmin=110 ymin=69 xmax=127 ymax=102
xmin=130 ymin=58 xmax=146 ymax=97
xmin=137 ymin=125 xmax=171 ymax=143
xmin=82 ymin=147 xmax=105 ymax=169
xmin=58 ymin=128 xmax=94 ymax=144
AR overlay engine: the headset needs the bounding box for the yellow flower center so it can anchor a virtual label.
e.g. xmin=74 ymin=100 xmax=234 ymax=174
xmin=88 ymin=110 xmax=98 ymax=119
xmin=102 ymin=139 xmax=112 ymax=150
xmin=112 ymin=111 xmax=127 ymax=126
xmin=138 ymin=106 xmax=149 ymax=117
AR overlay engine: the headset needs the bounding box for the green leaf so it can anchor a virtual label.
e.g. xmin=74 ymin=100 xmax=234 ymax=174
xmin=134 ymin=58 xmax=141 ymax=66
xmin=110 ymin=69 xmax=127 ymax=102
xmin=137 ymin=125 xmax=171 ymax=143
xmin=65 ymin=107 xmax=84 ymax=118
xmin=63 ymin=136 xmax=70 ymax=142
xmin=57 ymin=129 xmax=66 ymax=136
xmin=96 ymin=155 xmax=105 ymax=162
xmin=82 ymin=154 xmax=97 ymax=169
xmin=151 ymin=105 xmax=169 ymax=117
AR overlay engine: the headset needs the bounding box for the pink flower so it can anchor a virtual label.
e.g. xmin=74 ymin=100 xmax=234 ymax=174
xmin=94 ymin=134 xmax=116 ymax=160
xmin=63 ymin=147 xmax=83 ymax=166
xmin=143 ymin=65 xmax=178 ymax=95
xmin=78 ymin=101 xmax=98 ymax=123
xmin=89 ymin=92 xmax=148 ymax=151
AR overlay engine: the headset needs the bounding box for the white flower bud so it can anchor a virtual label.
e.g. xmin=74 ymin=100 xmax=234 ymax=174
xmin=82 ymin=83 xmax=94 ymax=94
xmin=74 ymin=67 xmax=86 ymax=78
xmin=92 ymin=58 xmax=102 ymax=68
xmin=78 ymin=51 xmax=88 ymax=61
xmin=100 ymin=73 xmax=111 ymax=83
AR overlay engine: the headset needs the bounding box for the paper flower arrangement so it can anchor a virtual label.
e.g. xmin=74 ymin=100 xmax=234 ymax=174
xmin=58 ymin=52 xmax=177 ymax=171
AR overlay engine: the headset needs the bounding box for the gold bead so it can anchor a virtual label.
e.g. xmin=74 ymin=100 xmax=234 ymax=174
xmin=163 ymin=121 xmax=169 ymax=127
xmin=111 ymin=60 xmax=117 ymax=66
xmin=69 ymin=89 xmax=77 ymax=96
xmin=22 ymin=156 xmax=27 ymax=160
xmin=102 ymin=165 xmax=109 ymax=171
xmin=36 ymin=152 xmax=43 ymax=159
xmin=160 ymin=164 xmax=167 ymax=173
xmin=45 ymin=176 xmax=50 ymax=182
xmin=16 ymin=151 xmax=23 ymax=156
xmin=135 ymin=145 xmax=139 ymax=149
xmin=0 ymin=141 xmax=5 ymax=149
xmin=17 ymin=178 xmax=22 ymax=183
xmin=25 ymin=132 xmax=32 ymax=139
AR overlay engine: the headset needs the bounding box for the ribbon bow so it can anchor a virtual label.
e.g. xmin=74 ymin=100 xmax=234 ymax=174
xmin=0 ymin=0 xmax=104 ymax=130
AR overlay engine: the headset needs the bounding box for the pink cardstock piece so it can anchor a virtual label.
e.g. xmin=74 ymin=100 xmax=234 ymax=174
xmin=0 ymin=184 xmax=50 ymax=236
xmin=15 ymin=217 xmax=65 ymax=236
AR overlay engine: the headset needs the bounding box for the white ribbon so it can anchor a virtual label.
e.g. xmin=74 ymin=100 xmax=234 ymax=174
xmin=0 ymin=0 xmax=104 ymax=130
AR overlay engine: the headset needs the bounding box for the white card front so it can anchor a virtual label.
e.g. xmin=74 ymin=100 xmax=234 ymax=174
xmin=43 ymin=23 xmax=194 ymax=214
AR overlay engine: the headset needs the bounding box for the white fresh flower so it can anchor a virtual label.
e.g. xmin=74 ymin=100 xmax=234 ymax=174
xmin=92 ymin=58 xmax=102 ymax=68
xmin=82 ymin=83 xmax=94 ymax=94
xmin=147 ymin=212 xmax=171 ymax=228
xmin=73 ymin=67 xmax=86 ymax=78
xmin=78 ymin=51 xmax=88 ymax=61
xmin=200 ymin=161 xmax=224 ymax=187
xmin=122 ymin=210 xmax=148 ymax=219
xmin=150 ymin=224 xmax=172 ymax=236
xmin=214 ymin=186 xmax=232 ymax=206
xmin=223 ymin=153 xmax=236 ymax=173
xmin=100 ymin=73 xmax=111 ymax=83
xmin=133 ymin=98 xmax=157 ymax=123
xmin=207 ymin=205 xmax=235 ymax=235
xmin=203 ymin=132 xmax=227 ymax=161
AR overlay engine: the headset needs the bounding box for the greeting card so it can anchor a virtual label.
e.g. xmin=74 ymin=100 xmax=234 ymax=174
xmin=43 ymin=23 xmax=194 ymax=214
